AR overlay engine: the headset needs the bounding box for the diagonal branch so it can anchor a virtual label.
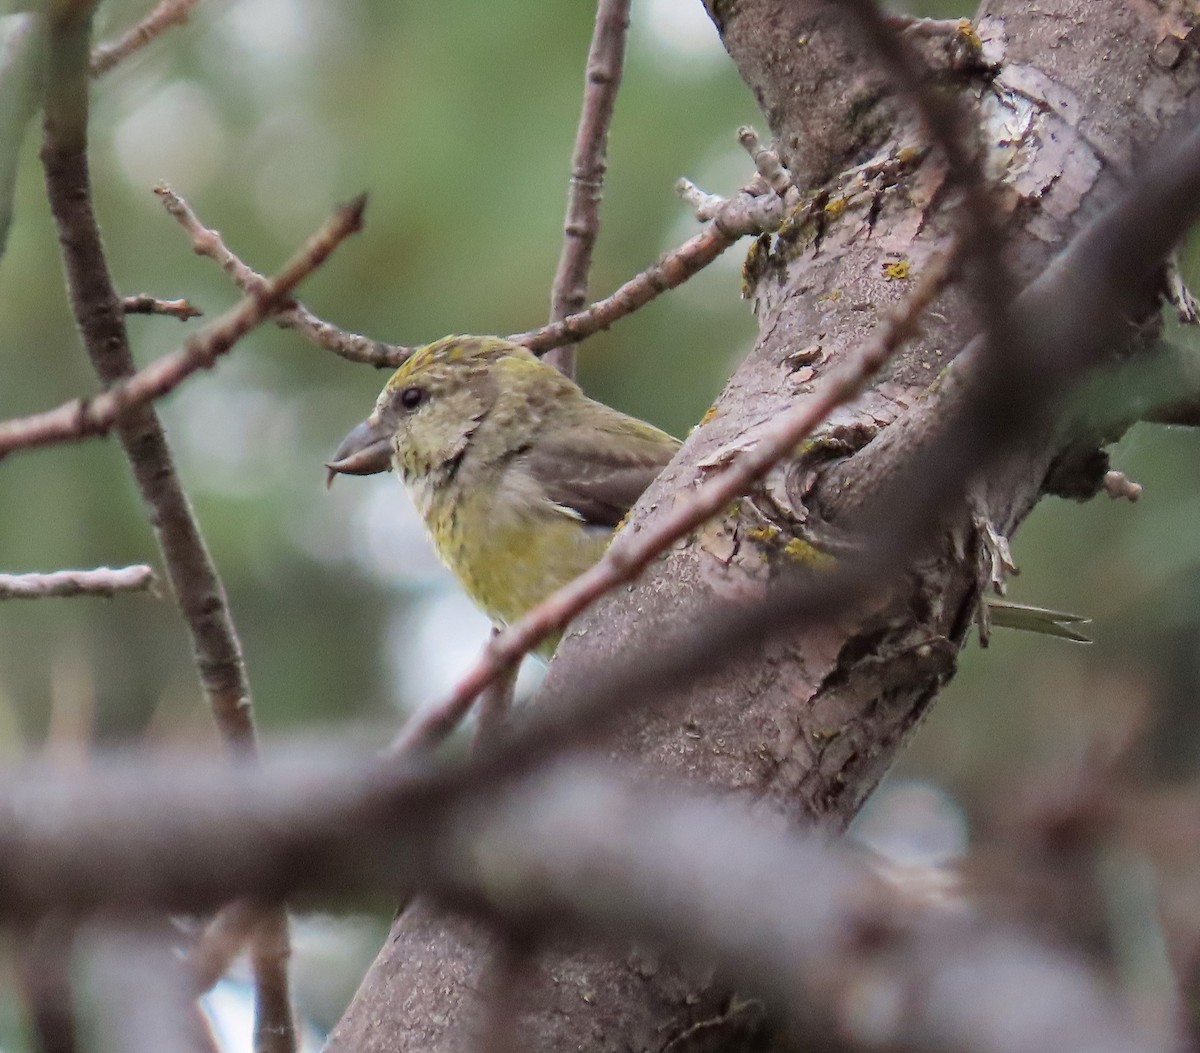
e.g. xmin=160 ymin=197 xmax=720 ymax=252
xmin=90 ymin=0 xmax=202 ymax=77
xmin=0 ymin=565 xmax=156 ymax=600
xmin=510 ymin=175 xmax=784 ymax=353
xmin=155 ymin=185 xmax=408 ymax=368
xmin=0 ymin=196 xmax=365 ymax=460
xmin=544 ymin=0 xmax=631 ymax=377
xmin=157 ymin=170 xmax=779 ymax=370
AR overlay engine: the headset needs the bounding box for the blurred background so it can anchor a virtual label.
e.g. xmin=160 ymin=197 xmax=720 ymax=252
xmin=2 ymin=0 xmax=1199 ymax=1046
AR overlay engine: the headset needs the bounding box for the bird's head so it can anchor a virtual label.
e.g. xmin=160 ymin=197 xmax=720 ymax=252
xmin=325 ymin=335 xmax=564 ymax=485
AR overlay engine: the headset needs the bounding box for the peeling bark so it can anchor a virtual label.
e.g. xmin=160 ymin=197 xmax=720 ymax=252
xmin=328 ymin=2 xmax=1200 ymax=1050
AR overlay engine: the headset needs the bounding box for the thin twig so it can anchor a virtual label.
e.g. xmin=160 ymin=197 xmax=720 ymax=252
xmin=0 ymin=565 xmax=156 ymax=600
xmin=472 ymin=629 xmax=518 ymax=753
xmin=0 ymin=197 xmax=366 ymax=460
xmin=155 ymin=184 xmax=409 ymax=369
xmin=390 ymin=247 xmax=956 ymax=756
xmin=510 ymin=179 xmax=784 ymax=354
xmin=251 ymin=911 xmax=296 ymax=1053
xmin=122 ymin=294 xmax=202 ymax=321
xmin=186 ymin=900 xmax=264 ymax=995
xmin=157 ymin=169 xmax=779 ymax=370
xmin=90 ymin=0 xmax=202 ymax=77
xmin=544 ymin=0 xmax=631 ymax=377
xmin=42 ymin=8 xmax=295 ymax=1048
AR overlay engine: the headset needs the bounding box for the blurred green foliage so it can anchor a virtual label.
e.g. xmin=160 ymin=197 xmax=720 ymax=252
xmin=2 ymin=0 xmax=1200 ymax=1040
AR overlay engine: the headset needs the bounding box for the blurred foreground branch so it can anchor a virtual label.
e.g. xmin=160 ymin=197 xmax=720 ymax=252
xmin=0 ymin=749 xmax=1164 ymax=1053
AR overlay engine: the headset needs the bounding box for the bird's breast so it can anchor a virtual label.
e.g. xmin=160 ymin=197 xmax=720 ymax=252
xmin=406 ymin=472 xmax=609 ymax=632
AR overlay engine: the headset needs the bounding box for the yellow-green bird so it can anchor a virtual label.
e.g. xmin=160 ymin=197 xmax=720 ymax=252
xmin=326 ymin=336 xmax=680 ymax=655
xmin=326 ymin=335 xmax=1089 ymax=655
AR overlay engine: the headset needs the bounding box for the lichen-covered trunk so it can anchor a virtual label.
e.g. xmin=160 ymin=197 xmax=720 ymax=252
xmin=328 ymin=2 xmax=1200 ymax=1050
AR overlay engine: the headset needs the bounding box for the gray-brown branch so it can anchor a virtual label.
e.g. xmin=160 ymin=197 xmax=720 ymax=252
xmin=40 ymin=6 xmax=295 ymax=1047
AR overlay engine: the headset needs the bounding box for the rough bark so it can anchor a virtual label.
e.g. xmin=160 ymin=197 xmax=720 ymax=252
xmin=328 ymin=1 xmax=1200 ymax=1050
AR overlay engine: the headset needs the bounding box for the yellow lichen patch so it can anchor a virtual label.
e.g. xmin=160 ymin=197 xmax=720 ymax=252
xmin=746 ymin=525 xmax=781 ymax=545
xmin=699 ymin=404 xmax=720 ymax=426
xmin=741 ymin=234 xmax=771 ymax=298
xmin=818 ymin=288 xmax=843 ymax=302
xmin=783 ymin=537 xmax=836 ymax=569
xmin=896 ymin=144 xmax=923 ymax=166
xmin=882 ymin=258 xmax=911 ymax=281
xmin=956 ymin=18 xmax=982 ymax=50
xmin=823 ymin=196 xmax=848 ymax=220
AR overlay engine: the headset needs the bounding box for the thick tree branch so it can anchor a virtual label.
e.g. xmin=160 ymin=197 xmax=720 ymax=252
xmin=340 ymin=3 xmax=1200 ymax=1048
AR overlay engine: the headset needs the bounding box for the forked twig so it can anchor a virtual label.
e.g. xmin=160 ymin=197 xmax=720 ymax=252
xmin=0 ymin=197 xmax=365 ymax=460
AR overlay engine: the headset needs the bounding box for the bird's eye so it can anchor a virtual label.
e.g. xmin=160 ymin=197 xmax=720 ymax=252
xmin=399 ymin=386 xmax=426 ymax=410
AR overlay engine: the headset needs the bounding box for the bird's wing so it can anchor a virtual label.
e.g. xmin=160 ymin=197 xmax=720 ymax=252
xmin=519 ymin=412 xmax=680 ymax=529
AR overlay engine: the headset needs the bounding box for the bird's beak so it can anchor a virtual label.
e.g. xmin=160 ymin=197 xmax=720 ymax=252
xmin=325 ymin=415 xmax=393 ymax=488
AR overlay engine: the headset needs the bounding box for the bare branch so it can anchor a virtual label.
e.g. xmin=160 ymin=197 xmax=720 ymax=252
xmin=121 ymin=294 xmax=202 ymax=321
xmin=0 ymin=565 xmax=156 ymax=600
xmin=510 ymin=177 xmax=785 ymax=354
xmin=156 ymin=163 xmax=777 ymax=372
xmin=0 ymin=196 xmax=366 ymax=460
xmin=391 ymin=247 xmax=956 ymax=757
xmin=90 ymin=0 xmax=202 ymax=77
xmin=186 ymin=900 xmax=264 ymax=995
xmin=155 ymin=184 xmax=409 ymax=369
xmin=251 ymin=911 xmax=296 ymax=1053
xmin=0 ymin=751 xmax=1162 ymax=1053
xmin=833 ymin=2 xmax=1012 ymax=336
xmin=42 ymin=9 xmax=296 ymax=1044
xmin=472 ymin=629 xmax=518 ymax=752
xmin=544 ymin=0 xmax=631 ymax=376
